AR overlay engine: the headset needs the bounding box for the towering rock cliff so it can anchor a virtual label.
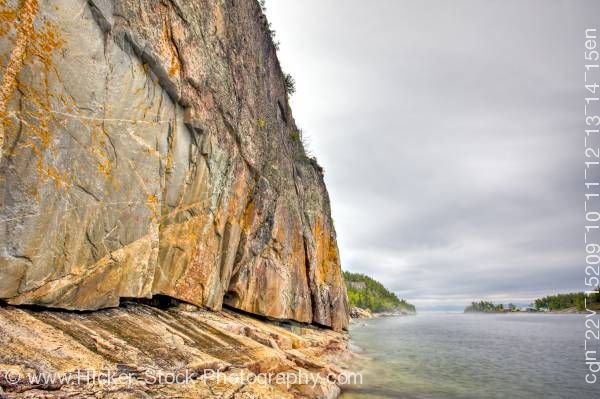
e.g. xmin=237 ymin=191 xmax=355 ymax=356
xmin=0 ymin=0 xmax=348 ymax=331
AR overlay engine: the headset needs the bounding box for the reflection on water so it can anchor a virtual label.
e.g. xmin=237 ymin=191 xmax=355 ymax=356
xmin=341 ymin=313 xmax=600 ymax=399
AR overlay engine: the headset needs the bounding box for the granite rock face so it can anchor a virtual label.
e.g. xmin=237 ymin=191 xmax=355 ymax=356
xmin=0 ymin=0 xmax=348 ymax=330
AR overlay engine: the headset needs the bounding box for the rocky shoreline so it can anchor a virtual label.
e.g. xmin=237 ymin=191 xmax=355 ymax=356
xmin=0 ymin=304 xmax=356 ymax=399
xmin=349 ymin=307 xmax=415 ymax=320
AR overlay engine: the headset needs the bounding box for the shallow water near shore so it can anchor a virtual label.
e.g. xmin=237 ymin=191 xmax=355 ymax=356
xmin=341 ymin=313 xmax=600 ymax=399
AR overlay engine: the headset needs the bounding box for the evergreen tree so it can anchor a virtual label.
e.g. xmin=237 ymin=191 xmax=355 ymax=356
xmin=343 ymin=271 xmax=416 ymax=313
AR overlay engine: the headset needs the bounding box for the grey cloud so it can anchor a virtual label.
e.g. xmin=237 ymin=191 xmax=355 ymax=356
xmin=267 ymin=0 xmax=599 ymax=309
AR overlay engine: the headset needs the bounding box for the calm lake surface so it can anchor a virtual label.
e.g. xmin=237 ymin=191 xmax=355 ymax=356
xmin=341 ymin=313 xmax=600 ymax=399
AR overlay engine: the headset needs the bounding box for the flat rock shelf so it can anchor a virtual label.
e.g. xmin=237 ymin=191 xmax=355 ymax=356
xmin=0 ymin=304 xmax=354 ymax=398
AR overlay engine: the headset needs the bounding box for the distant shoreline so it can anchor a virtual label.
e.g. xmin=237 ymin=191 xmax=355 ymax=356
xmin=464 ymin=309 xmax=589 ymax=315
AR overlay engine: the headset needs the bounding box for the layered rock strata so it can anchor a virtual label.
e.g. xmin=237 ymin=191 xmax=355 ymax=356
xmin=0 ymin=304 xmax=355 ymax=398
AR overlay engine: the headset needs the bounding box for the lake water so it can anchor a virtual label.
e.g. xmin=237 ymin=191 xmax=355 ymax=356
xmin=340 ymin=313 xmax=600 ymax=399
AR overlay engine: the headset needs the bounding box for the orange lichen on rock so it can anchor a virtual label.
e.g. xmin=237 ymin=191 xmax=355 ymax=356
xmin=161 ymin=19 xmax=180 ymax=78
xmin=1 ymin=0 xmax=66 ymax=196
xmin=0 ymin=0 xmax=38 ymax=161
xmin=312 ymin=216 xmax=341 ymax=283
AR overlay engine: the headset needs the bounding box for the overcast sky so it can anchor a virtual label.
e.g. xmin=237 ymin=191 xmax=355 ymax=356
xmin=267 ymin=0 xmax=600 ymax=310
